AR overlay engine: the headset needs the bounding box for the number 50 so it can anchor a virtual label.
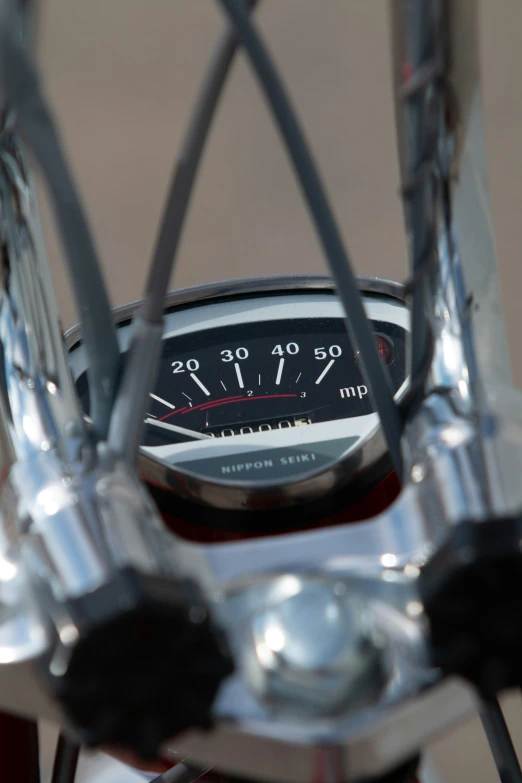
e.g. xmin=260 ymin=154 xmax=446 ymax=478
xmin=314 ymin=345 xmax=342 ymax=360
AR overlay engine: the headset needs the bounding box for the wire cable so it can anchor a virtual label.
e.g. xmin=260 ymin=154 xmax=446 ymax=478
xmin=50 ymin=734 xmax=80 ymax=783
xmin=215 ymin=0 xmax=403 ymax=477
xmin=0 ymin=0 xmax=120 ymax=441
xmin=402 ymin=1 xmax=434 ymax=387
xmin=480 ymin=699 xmax=522 ymax=783
xmin=142 ymin=0 xmax=259 ymax=323
xmin=108 ymin=0 xmax=259 ymax=457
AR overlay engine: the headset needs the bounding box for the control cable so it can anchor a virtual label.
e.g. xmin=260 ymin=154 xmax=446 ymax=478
xmin=108 ymin=0 xmax=260 ymax=457
xmin=50 ymin=734 xmax=81 ymax=783
xmin=480 ymin=699 xmax=522 ymax=783
xmin=215 ymin=0 xmax=403 ymax=477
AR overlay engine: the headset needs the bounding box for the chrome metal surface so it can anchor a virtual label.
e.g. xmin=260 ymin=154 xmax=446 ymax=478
xmin=172 ymin=676 xmax=477 ymax=783
xmin=0 ymin=138 xmax=85 ymax=468
xmin=243 ymin=575 xmax=386 ymax=718
xmin=64 ymin=274 xmax=405 ymax=350
xmin=0 ymin=128 xmax=195 ymax=727
xmin=446 ymin=0 xmax=512 ymax=386
xmin=169 ymin=568 xmax=476 ymax=783
xmin=0 ymin=131 xmax=183 ymax=581
xmin=390 ymin=0 xmax=515 ymax=523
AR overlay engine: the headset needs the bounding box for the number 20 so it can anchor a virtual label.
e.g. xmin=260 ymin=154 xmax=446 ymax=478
xmin=172 ymin=359 xmax=199 ymax=373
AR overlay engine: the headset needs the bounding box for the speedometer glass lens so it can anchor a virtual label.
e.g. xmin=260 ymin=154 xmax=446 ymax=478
xmin=69 ymin=285 xmax=409 ymax=500
xmin=149 ymin=319 xmax=403 ymax=440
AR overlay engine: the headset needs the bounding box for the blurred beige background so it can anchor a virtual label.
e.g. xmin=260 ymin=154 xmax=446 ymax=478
xmin=36 ymin=0 xmax=522 ymax=387
xmin=34 ymin=1 xmax=522 ymax=780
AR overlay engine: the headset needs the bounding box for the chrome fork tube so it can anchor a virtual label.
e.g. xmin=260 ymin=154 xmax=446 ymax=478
xmin=389 ymin=12 xmax=522 ymax=779
xmin=0 ymin=123 xmax=228 ymax=749
xmin=390 ymin=0 xmax=518 ymax=521
xmin=0 ymin=136 xmax=86 ymax=467
xmin=0 ymin=120 xmax=231 ymax=765
xmin=0 ymin=130 xmax=195 ymax=595
xmin=0 ymin=0 xmax=81 ymax=475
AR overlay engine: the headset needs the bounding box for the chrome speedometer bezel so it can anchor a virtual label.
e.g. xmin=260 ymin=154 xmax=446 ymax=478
xmin=65 ymin=275 xmax=407 ymax=511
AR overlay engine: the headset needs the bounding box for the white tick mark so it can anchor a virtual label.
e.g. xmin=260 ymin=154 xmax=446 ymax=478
xmin=190 ymin=373 xmax=211 ymax=396
xmin=315 ymin=359 xmax=335 ymax=385
xmin=234 ymin=363 xmax=244 ymax=389
xmin=275 ymin=358 xmax=285 ymax=385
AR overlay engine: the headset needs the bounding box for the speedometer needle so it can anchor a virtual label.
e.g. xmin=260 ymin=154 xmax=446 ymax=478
xmin=144 ymin=418 xmax=212 ymax=440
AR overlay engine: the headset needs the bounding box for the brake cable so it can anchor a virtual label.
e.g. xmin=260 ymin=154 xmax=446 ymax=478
xmin=107 ymin=0 xmax=260 ymax=458
xmin=215 ymin=0 xmax=403 ymax=477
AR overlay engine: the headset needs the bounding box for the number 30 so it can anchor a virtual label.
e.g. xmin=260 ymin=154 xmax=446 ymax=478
xmin=221 ymin=347 xmax=249 ymax=362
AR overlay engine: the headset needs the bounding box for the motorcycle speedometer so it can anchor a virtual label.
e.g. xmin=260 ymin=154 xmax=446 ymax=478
xmin=66 ymin=276 xmax=409 ymax=511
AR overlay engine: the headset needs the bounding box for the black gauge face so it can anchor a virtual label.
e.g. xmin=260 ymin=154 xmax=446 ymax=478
xmin=69 ymin=284 xmax=410 ymax=502
xmin=76 ymin=317 xmax=406 ymax=449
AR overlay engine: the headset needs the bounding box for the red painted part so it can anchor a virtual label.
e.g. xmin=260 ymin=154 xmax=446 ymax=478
xmin=154 ymin=471 xmax=400 ymax=544
xmin=0 ymin=713 xmax=39 ymax=782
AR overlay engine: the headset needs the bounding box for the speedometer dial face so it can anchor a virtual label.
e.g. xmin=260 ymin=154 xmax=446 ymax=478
xmin=139 ymin=317 xmax=405 ymax=445
xmin=68 ymin=281 xmax=409 ymax=507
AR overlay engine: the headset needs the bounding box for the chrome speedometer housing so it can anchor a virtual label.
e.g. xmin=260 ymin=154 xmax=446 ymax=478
xmin=66 ymin=276 xmax=409 ymax=511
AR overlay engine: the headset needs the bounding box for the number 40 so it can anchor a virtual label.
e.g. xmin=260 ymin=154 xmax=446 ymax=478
xmin=271 ymin=342 xmax=299 ymax=355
